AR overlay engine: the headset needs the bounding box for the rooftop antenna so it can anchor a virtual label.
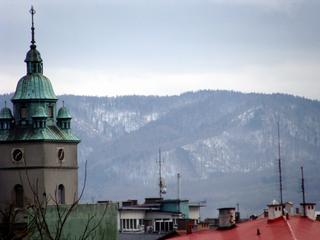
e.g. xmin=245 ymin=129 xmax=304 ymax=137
xmin=29 ymin=6 xmax=36 ymax=47
xmin=177 ymin=173 xmax=181 ymax=200
xmin=277 ymin=119 xmax=284 ymax=213
xmin=157 ymin=148 xmax=166 ymax=198
xmin=301 ymin=166 xmax=306 ymax=217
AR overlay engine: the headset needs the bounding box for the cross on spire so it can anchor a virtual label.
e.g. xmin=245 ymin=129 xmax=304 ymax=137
xmin=30 ymin=6 xmax=36 ymax=47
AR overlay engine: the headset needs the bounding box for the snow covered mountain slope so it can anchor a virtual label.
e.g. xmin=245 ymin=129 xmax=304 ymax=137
xmin=1 ymin=91 xmax=319 ymax=216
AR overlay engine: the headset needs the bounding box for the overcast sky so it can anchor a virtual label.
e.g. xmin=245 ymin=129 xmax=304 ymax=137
xmin=1 ymin=0 xmax=320 ymax=99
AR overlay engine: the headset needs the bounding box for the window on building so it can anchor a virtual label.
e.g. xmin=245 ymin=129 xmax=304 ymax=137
xmin=134 ymin=219 xmax=137 ymax=229
xmin=20 ymin=107 xmax=27 ymax=119
xmin=121 ymin=219 xmax=125 ymax=230
xmin=130 ymin=219 xmax=133 ymax=229
xmin=58 ymin=184 xmax=65 ymax=204
xmin=48 ymin=106 xmax=53 ymax=118
xmin=14 ymin=184 xmax=24 ymax=208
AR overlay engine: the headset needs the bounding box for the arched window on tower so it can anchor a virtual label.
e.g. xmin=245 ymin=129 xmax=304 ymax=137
xmin=14 ymin=184 xmax=24 ymax=208
xmin=20 ymin=107 xmax=27 ymax=119
xmin=58 ymin=184 xmax=65 ymax=204
xmin=48 ymin=106 xmax=53 ymax=118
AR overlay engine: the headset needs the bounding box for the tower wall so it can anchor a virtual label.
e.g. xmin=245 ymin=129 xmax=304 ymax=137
xmin=0 ymin=142 xmax=78 ymax=208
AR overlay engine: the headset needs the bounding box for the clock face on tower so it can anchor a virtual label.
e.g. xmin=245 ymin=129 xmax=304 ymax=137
xmin=12 ymin=148 xmax=24 ymax=162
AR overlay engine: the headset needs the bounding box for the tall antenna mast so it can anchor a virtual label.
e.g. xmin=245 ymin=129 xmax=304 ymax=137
xmin=157 ymin=148 xmax=165 ymax=198
xmin=277 ymin=120 xmax=284 ymax=210
xmin=177 ymin=173 xmax=181 ymax=200
xmin=301 ymin=166 xmax=306 ymax=217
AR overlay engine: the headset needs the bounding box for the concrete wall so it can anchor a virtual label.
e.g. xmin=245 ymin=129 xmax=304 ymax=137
xmin=119 ymin=210 xmax=146 ymax=220
xmin=145 ymin=211 xmax=176 ymax=220
xmin=160 ymin=201 xmax=189 ymax=219
xmin=189 ymin=206 xmax=200 ymax=221
xmin=30 ymin=203 xmax=118 ymax=240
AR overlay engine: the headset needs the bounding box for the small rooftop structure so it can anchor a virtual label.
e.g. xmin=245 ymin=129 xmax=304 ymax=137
xmin=300 ymin=203 xmax=316 ymax=220
xmin=267 ymin=200 xmax=283 ymax=221
xmin=217 ymin=207 xmax=236 ymax=229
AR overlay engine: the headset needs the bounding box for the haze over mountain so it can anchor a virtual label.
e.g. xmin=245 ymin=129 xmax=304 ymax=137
xmin=1 ymin=90 xmax=319 ymax=217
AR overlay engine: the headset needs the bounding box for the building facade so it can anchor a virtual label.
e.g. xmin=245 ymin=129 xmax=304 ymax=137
xmin=0 ymin=7 xmax=80 ymax=211
xmin=118 ymin=198 xmax=203 ymax=234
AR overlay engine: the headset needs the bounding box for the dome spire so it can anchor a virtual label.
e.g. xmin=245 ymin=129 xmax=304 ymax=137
xmin=25 ymin=6 xmax=43 ymax=74
xmin=30 ymin=6 xmax=36 ymax=48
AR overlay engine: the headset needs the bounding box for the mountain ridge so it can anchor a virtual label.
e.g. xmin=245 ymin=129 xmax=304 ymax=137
xmin=1 ymin=90 xmax=319 ymax=217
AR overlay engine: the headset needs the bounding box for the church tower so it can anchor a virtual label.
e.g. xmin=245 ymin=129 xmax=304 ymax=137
xmin=0 ymin=7 xmax=80 ymax=209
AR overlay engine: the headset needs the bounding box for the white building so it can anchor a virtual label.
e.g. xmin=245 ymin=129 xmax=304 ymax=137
xmin=117 ymin=198 xmax=205 ymax=233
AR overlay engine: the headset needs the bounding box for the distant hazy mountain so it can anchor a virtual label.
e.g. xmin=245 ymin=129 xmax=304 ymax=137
xmin=1 ymin=91 xmax=320 ymax=217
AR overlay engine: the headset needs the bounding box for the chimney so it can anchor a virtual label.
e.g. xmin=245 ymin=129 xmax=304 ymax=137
xmin=218 ymin=207 xmax=236 ymax=229
xmin=300 ymin=203 xmax=316 ymax=220
xmin=284 ymin=202 xmax=294 ymax=216
xmin=267 ymin=200 xmax=283 ymax=221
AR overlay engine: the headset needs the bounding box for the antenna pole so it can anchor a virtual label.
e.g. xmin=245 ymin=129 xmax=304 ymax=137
xmin=277 ymin=120 xmax=284 ymax=212
xmin=159 ymin=148 xmax=162 ymax=198
xmin=301 ymin=166 xmax=306 ymax=217
xmin=177 ymin=173 xmax=181 ymax=200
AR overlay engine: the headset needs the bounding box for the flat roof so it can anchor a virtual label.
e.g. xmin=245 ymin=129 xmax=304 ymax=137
xmin=218 ymin=207 xmax=236 ymax=210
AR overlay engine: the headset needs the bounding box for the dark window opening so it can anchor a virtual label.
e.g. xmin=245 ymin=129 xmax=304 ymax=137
xmin=20 ymin=107 xmax=27 ymax=119
xmin=14 ymin=184 xmax=24 ymax=208
xmin=48 ymin=106 xmax=53 ymax=118
xmin=58 ymin=184 xmax=65 ymax=204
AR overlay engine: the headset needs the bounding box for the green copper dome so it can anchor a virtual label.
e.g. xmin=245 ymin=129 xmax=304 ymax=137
xmin=0 ymin=107 xmax=13 ymax=119
xmin=25 ymin=47 xmax=42 ymax=63
xmin=12 ymin=74 xmax=57 ymax=101
xmin=57 ymin=106 xmax=72 ymax=119
xmin=32 ymin=106 xmax=47 ymax=118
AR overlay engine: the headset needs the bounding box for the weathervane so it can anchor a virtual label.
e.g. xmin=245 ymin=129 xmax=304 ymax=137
xmin=30 ymin=6 xmax=36 ymax=47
